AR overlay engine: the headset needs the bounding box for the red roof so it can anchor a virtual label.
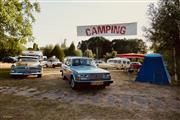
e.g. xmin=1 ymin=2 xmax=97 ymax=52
xmin=116 ymin=53 xmax=145 ymax=58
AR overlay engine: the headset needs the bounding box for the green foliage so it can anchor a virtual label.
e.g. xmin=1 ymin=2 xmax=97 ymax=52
xmin=64 ymin=42 xmax=77 ymax=56
xmin=33 ymin=43 xmax=39 ymax=51
xmin=0 ymin=0 xmax=40 ymax=58
xmin=78 ymin=37 xmax=111 ymax=59
xmin=78 ymin=37 xmax=147 ymax=59
xmin=146 ymin=0 xmax=180 ymax=80
xmin=84 ymin=49 xmax=94 ymax=58
xmin=74 ymin=49 xmax=82 ymax=56
xmin=0 ymin=38 xmax=23 ymax=57
xmin=112 ymin=51 xmax=117 ymax=58
xmin=51 ymin=44 xmax=64 ymax=61
xmin=112 ymin=39 xmax=147 ymax=54
xmin=43 ymin=45 xmax=54 ymax=58
xmin=104 ymin=51 xmax=117 ymax=61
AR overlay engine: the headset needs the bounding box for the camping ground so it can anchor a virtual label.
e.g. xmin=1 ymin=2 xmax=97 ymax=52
xmin=0 ymin=63 xmax=180 ymax=120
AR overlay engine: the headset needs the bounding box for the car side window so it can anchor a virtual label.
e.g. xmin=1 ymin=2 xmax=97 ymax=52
xmin=65 ymin=59 xmax=72 ymax=66
xmin=118 ymin=60 xmax=121 ymax=64
xmin=65 ymin=59 xmax=69 ymax=65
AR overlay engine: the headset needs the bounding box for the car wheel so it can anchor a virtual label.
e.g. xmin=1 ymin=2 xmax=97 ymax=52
xmin=11 ymin=75 xmax=16 ymax=78
xmin=61 ymin=72 xmax=66 ymax=80
xmin=37 ymin=74 xmax=42 ymax=78
xmin=99 ymin=85 xmax=106 ymax=89
xmin=52 ymin=65 xmax=55 ymax=68
xmin=70 ymin=79 xmax=77 ymax=90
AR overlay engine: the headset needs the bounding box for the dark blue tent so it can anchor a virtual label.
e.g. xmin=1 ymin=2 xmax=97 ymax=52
xmin=135 ymin=53 xmax=171 ymax=85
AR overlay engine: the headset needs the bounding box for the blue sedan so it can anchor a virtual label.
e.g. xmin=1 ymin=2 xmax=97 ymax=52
xmin=60 ymin=57 xmax=113 ymax=89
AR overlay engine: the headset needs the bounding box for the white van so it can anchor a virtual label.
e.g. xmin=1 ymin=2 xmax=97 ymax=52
xmin=107 ymin=57 xmax=130 ymax=69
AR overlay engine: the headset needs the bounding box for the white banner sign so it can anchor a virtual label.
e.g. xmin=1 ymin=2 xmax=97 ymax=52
xmin=77 ymin=22 xmax=137 ymax=37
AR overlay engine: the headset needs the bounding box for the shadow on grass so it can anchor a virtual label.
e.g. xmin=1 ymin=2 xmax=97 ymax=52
xmin=0 ymin=68 xmax=11 ymax=79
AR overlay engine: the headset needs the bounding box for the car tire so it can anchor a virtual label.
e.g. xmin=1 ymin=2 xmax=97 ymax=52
xmin=99 ymin=85 xmax=106 ymax=89
xmin=52 ymin=65 xmax=55 ymax=68
xmin=70 ymin=79 xmax=77 ymax=90
xmin=37 ymin=74 xmax=42 ymax=78
xmin=11 ymin=75 xmax=16 ymax=78
xmin=61 ymin=71 xmax=66 ymax=80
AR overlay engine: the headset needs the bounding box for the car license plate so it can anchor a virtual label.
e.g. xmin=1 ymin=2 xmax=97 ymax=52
xmin=91 ymin=81 xmax=103 ymax=85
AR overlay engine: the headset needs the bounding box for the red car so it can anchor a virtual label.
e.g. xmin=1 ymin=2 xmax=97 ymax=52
xmin=130 ymin=62 xmax=142 ymax=70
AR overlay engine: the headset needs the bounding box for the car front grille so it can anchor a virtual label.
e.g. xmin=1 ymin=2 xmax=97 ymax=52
xmin=15 ymin=67 xmax=40 ymax=73
xmin=89 ymin=73 xmax=103 ymax=80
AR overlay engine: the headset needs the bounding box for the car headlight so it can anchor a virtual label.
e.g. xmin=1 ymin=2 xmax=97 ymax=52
xmin=11 ymin=65 xmax=16 ymax=70
xmin=81 ymin=74 xmax=89 ymax=78
xmin=76 ymin=74 xmax=89 ymax=80
xmin=11 ymin=65 xmax=16 ymax=72
xmin=103 ymin=73 xmax=111 ymax=79
xmin=37 ymin=65 xmax=42 ymax=69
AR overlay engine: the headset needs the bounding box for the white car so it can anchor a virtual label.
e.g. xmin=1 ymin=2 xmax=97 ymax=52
xmin=106 ymin=57 xmax=130 ymax=70
xmin=97 ymin=63 xmax=115 ymax=69
xmin=46 ymin=58 xmax=62 ymax=68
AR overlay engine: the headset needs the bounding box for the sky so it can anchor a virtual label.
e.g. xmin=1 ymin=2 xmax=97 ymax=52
xmin=27 ymin=0 xmax=158 ymax=48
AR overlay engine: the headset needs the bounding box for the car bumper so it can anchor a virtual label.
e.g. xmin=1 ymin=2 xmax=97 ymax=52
xmin=74 ymin=80 xmax=113 ymax=86
xmin=10 ymin=72 xmax=42 ymax=76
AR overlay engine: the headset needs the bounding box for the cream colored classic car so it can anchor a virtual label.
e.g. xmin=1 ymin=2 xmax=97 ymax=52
xmin=10 ymin=56 xmax=43 ymax=78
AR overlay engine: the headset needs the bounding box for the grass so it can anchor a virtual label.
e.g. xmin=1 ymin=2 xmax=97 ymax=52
xmin=0 ymin=68 xmax=61 ymax=91
xmin=0 ymin=68 xmax=11 ymax=79
xmin=0 ymin=94 xmax=180 ymax=120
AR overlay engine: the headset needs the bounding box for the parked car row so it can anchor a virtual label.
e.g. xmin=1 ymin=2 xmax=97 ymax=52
xmin=1 ymin=56 xmax=18 ymax=63
xmin=97 ymin=57 xmax=131 ymax=70
xmin=7 ymin=53 xmax=140 ymax=89
xmin=96 ymin=58 xmax=142 ymax=71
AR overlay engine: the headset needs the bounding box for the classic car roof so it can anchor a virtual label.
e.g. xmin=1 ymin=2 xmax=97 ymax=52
xmin=19 ymin=56 xmax=39 ymax=59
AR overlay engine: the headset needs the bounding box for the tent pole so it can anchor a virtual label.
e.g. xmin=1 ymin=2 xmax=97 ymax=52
xmin=173 ymin=48 xmax=178 ymax=81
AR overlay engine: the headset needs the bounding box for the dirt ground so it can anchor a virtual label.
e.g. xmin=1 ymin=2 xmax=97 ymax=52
xmin=0 ymin=62 xmax=180 ymax=120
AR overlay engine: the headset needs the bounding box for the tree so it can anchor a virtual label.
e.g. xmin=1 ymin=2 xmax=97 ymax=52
xmin=146 ymin=0 xmax=180 ymax=81
xmin=84 ymin=49 xmax=94 ymax=58
xmin=104 ymin=51 xmax=117 ymax=61
xmin=75 ymin=49 xmax=82 ymax=56
xmin=61 ymin=39 xmax=67 ymax=48
xmin=51 ymin=44 xmax=64 ymax=61
xmin=43 ymin=45 xmax=54 ymax=58
xmin=88 ymin=37 xmax=111 ymax=59
xmin=64 ymin=42 xmax=76 ymax=56
xmin=0 ymin=0 xmax=40 ymax=58
xmin=77 ymin=40 xmax=88 ymax=53
xmin=33 ymin=43 xmax=39 ymax=51
xmin=111 ymin=39 xmax=146 ymax=54
xmin=78 ymin=37 xmax=111 ymax=59
xmin=78 ymin=37 xmax=146 ymax=59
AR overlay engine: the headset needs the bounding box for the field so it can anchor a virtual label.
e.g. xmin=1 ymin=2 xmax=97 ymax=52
xmin=0 ymin=62 xmax=180 ymax=120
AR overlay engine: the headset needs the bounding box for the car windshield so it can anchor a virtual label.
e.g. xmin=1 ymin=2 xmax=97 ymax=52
xmin=19 ymin=57 xmax=38 ymax=62
xmin=72 ymin=58 xmax=94 ymax=66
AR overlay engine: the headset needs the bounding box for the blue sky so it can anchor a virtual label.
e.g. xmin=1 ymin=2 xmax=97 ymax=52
xmin=28 ymin=0 xmax=157 ymax=48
